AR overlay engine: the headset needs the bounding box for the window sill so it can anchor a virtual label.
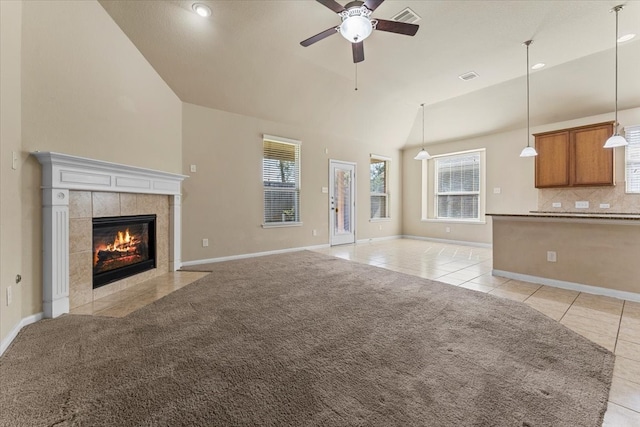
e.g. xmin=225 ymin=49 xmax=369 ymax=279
xmin=369 ymin=218 xmax=392 ymax=222
xmin=262 ymin=222 xmax=303 ymax=229
xmin=421 ymin=218 xmax=486 ymax=225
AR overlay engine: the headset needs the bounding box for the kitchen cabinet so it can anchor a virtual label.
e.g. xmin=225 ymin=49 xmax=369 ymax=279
xmin=534 ymin=122 xmax=614 ymax=188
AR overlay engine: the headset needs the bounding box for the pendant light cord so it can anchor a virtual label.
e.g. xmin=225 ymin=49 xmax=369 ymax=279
xmin=355 ymin=63 xmax=358 ymax=91
xmin=421 ymin=103 xmax=425 ymax=149
xmin=614 ymin=6 xmax=619 ymax=134
xmin=526 ymin=40 xmax=531 ymax=148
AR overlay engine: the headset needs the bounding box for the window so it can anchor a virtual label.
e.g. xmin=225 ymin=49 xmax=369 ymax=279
xmin=434 ymin=151 xmax=481 ymax=220
xmin=263 ymin=135 xmax=301 ymax=226
xmin=420 ymin=148 xmax=489 ymax=223
xmin=625 ymin=125 xmax=640 ymax=193
xmin=370 ymin=155 xmax=390 ymax=219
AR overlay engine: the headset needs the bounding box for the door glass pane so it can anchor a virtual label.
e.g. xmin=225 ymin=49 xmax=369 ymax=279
xmin=334 ymin=168 xmax=352 ymax=234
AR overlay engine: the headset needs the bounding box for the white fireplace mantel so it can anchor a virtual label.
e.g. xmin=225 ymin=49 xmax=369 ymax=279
xmin=32 ymin=152 xmax=188 ymax=318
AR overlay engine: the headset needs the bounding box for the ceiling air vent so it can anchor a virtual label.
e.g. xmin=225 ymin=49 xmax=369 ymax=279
xmin=458 ymin=71 xmax=480 ymax=81
xmin=391 ymin=7 xmax=421 ymax=24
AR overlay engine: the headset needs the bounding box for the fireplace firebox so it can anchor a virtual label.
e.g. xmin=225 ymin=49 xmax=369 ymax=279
xmin=92 ymin=215 xmax=156 ymax=289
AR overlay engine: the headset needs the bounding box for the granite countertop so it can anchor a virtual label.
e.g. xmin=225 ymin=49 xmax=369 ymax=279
xmin=487 ymin=212 xmax=640 ymax=220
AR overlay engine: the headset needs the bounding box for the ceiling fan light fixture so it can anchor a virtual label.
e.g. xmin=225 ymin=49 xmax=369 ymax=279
xmin=192 ymin=3 xmax=211 ymax=17
xmin=338 ymin=5 xmax=374 ymax=43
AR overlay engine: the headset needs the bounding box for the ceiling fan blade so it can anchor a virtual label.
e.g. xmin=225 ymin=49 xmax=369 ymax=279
xmin=363 ymin=0 xmax=385 ymax=11
xmin=316 ymin=0 xmax=346 ymax=13
xmin=352 ymin=41 xmax=364 ymax=63
xmin=375 ymin=19 xmax=419 ymax=36
xmin=300 ymin=27 xmax=339 ymax=47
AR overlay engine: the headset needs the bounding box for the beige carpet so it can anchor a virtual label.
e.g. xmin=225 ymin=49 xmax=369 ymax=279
xmin=0 ymin=251 xmax=613 ymax=426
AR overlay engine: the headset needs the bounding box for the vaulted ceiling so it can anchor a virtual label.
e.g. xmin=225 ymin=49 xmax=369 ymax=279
xmin=99 ymin=0 xmax=640 ymax=150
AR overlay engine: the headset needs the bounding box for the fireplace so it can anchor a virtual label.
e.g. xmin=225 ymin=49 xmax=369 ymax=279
xmin=93 ymin=215 xmax=157 ymax=289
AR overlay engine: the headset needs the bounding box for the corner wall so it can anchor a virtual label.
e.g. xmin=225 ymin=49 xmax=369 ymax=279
xmin=2 ymin=0 xmax=182 ymax=349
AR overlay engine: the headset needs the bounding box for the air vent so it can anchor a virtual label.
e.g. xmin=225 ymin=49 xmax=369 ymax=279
xmin=391 ymin=7 xmax=421 ymax=24
xmin=458 ymin=71 xmax=479 ymax=81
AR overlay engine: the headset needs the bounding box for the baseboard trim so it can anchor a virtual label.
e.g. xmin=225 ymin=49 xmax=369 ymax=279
xmin=181 ymin=243 xmax=331 ymax=267
xmin=1 ymin=312 xmax=44 ymax=356
xmin=493 ymin=269 xmax=640 ymax=303
xmin=402 ymin=235 xmax=492 ymax=249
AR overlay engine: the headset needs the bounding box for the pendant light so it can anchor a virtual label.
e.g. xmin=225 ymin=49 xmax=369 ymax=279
xmin=414 ymin=103 xmax=431 ymax=160
xmin=519 ymin=40 xmax=538 ymax=157
xmin=603 ymin=5 xmax=628 ymax=148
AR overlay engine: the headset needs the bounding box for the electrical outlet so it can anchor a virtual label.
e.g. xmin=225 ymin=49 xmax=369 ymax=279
xmin=202 ymin=238 xmax=209 ymax=247
xmin=575 ymin=201 xmax=589 ymax=209
xmin=378 ymin=225 xmax=382 ymax=230
xmin=12 ymin=151 xmax=18 ymax=170
xmin=445 ymin=227 xmax=451 ymax=233
xmin=600 ymin=203 xmax=610 ymax=209
xmin=312 ymin=229 xmax=317 ymax=236
xmin=190 ymin=164 xmax=197 ymax=173
xmin=552 ymin=202 xmax=562 ymax=208
xmin=7 ymin=286 xmax=12 ymax=305
xmin=493 ymin=187 xmax=501 ymax=194
xmin=547 ymin=251 xmax=557 ymax=262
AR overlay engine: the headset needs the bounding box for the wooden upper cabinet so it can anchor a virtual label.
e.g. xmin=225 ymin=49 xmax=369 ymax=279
xmin=534 ymin=122 xmax=614 ymax=188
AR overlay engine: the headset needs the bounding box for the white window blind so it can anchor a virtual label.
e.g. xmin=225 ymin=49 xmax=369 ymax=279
xmin=625 ymin=125 xmax=640 ymax=193
xmin=263 ymin=136 xmax=301 ymax=225
xmin=435 ymin=151 xmax=480 ymax=220
xmin=370 ymin=156 xmax=390 ymax=219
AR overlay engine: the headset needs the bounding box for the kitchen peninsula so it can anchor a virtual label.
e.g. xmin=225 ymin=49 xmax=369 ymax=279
xmin=488 ymin=212 xmax=640 ymax=302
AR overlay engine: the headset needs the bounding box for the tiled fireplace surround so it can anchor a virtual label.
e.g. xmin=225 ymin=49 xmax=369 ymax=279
xmin=68 ymin=191 xmax=169 ymax=307
xmin=33 ymin=152 xmax=187 ymax=318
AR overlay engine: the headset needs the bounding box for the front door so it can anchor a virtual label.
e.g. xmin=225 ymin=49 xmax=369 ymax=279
xmin=329 ymin=160 xmax=356 ymax=246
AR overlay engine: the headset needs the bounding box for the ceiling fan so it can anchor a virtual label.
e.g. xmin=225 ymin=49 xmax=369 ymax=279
xmin=300 ymin=0 xmax=419 ymax=63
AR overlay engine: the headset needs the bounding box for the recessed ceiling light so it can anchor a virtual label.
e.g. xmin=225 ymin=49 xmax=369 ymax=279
xmin=531 ymin=63 xmax=546 ymax=70
xmin=192 ymin=3 xmax=211 ymax=18
xmin=617 ymin=33 xmax=636 ymax=43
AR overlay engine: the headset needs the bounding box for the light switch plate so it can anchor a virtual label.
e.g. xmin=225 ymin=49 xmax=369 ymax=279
xmin=552 ymin=202 xmax=561 ymax=208
xmin=600 ymin=203 xmax=610 ymax=209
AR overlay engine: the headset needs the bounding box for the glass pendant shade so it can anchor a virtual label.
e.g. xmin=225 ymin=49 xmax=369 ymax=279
xmin=414 ymin=149 xmax=431 ymax=160
xmin=519 ymin=146 xmax=538 ymax=157
xmin=603 ymin=134 xmax=628 ymax=148
xmin=339 ymin=16 xmax=373 ymax=43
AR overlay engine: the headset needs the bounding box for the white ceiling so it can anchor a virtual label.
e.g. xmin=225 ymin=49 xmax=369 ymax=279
xmin=98 ymin=0 xmax=640 ymax=150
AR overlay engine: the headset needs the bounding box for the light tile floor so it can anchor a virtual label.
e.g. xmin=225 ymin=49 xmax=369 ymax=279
xmin=71 ymin=239 xmax=640 ymax=425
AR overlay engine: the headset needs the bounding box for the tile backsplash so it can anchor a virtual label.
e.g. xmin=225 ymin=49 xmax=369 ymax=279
xmin=538 ymin=185 xmax=640 ymax=213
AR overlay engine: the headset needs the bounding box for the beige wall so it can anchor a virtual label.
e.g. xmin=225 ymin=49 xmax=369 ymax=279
xmin=1 ymin=0 xmax=182 ymax=346
xmin=0 ymin=0 xmax=24 ymax=340
xmin=181 ymin=103 xmax=403 ymax=262
xmin=402 ymin=107 xmax=640 ymax=245
xmin=492 ymin=217 xmax=640 ymax=295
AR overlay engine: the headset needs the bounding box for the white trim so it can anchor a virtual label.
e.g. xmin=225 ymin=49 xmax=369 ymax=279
xmin=428 ymin=147 xmax=486 ymax=159
xmin=32 ymin=152 xmax=187 ymax=318
xmin=402 ymin=234 xmax=492 ymax=248
xmin=263 ymin=134 xmax=302 ymax=146
xmin=370 ymin=153 xmax=392 ymax=161
xmin=0 ymin=312 xmax=44 ymax=356
xmin=181 ymin=244 xmax=330 ymax=267
xmin=421 ymin=219 xmax=486 ymax=225
xmin=262 ymin=222 xmax=303 ymax=228
xmin=492 ymin=269 xmax=640 ymax=303
xmin=369 ymin=218 xmax=392 ymax=223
